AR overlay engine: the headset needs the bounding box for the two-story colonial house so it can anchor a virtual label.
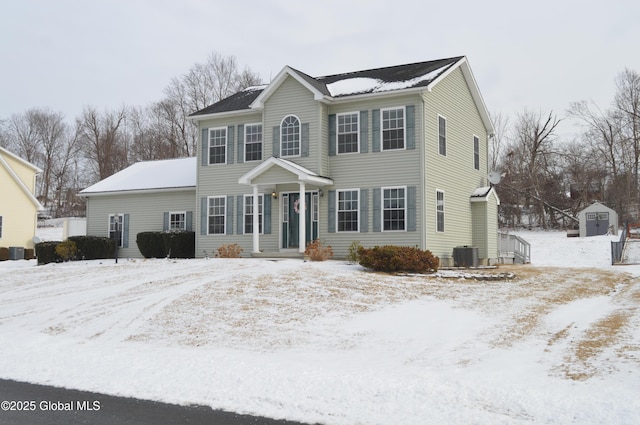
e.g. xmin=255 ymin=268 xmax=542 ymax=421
xmin=190 ymin=56 xmax=499 ymax=264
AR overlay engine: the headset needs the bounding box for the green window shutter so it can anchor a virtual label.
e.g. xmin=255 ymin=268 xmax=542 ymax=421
xmin=237 ymin=124 xmax=244 ymax=164
xmin=328 ymin=114 xmax=336 ymax=156
xmin=373 ymin=188 xmax=381 ymax=232
xmin=237 ymin=195 xmax=244 ymax=235
xmin=227 ymin=126 xmax=234 ymax=164
xmin=262 ymin=193 xmax=271 ymax=235
xmin=200 ymin=197 xmax=207 ymax=236
xmin=186 ymin=211 xmax=193 ymax=232
xmin=123 ymin=214 xmax=130 ymax=248
xmin=328 ymin=190 xmax=336 ymax=233
xmin=201 ymin=128 xmax=208 ymax=166
xmin=407 ymin=186 xmax=416 ymax=231
xmin=272 ymin=126 xmax=280 ymax=158
xmin=372 ymin=109 xmax=380 ymax=152
xmin=406 ymin=105 xmax=415 ymax=150
xmin=360 ymin=189 xmax=369 ymax=232
xmin=301 ymin=123 xmax=309 ymax=157
xmin=163 ymin=212 xmax=169 ymax=231
xmin=226 ymin=195 xmax=233 ymax=235
xmin=359 ymin=110 xmax=368 ymax=153
xmin=264 ymin=195 xmax=272 ymax=234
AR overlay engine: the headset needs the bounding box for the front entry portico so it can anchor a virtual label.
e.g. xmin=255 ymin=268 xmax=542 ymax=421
xmin=238 ymin=157 xmax=332 ymax=254
xmin=281 ymin=191 xmax=319 ymax=249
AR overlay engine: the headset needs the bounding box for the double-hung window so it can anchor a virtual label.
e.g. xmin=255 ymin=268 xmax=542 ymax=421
xmin=244 ymin=194 xmax=264 ymax=234
xmin=438 ymin=115 xmax=447 ymax=156
xmin=281 ymin=115 xmax=300 ymax=157
xmin=169 ymin=212 xmax=186 ymax=231
xmin=382 ymin=187 xmax=406 ymax=231
xmin=109 ymin=214 xmax=124 ymax=247
xmin=337 ymin=189 xmax=359 ymax=232
xmin=337 ymin=112 xmax=359 ymax=154
xmin=382 ymin=107 xmax=405 ymax=150
xmin=208 ymin=196 xmax=226 ymax=234
xmin=209 ymin=127 xmax=227 ymax=164
xmin=436 ymin=190 xmax=445 ymax=232
xmin=245 ymin=123 xmax=262 ymax=162
xmin=473 ymin=135 xmax=480 ymax=170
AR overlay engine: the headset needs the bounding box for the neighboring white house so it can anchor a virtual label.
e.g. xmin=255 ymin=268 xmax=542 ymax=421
xmin=79 ymin=157 xmax=196 ymax=258
xmin=578 ymin=202 xmax=618 ymax=237
xmin=80 ymin=56 xmax=501 ymax=264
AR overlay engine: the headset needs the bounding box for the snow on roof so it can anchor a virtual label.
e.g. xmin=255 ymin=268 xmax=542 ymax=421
xmin=80 ymin=157 xmax=196 ymax=195
xmin=471 ymin=187 xmax=492 ymax=197
xmin=326 ymin=63 xmax=454 ymax=97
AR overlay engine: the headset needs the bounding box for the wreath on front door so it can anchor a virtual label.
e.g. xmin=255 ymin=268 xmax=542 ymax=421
xmin=293 ymin=198 xmax=305 ymax=214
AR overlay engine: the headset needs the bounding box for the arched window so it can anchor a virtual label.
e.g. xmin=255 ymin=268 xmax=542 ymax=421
xmin=281 ymin=115 xmax=300 ymax=157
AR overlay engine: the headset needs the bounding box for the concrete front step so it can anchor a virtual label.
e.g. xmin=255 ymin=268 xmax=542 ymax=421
xmin=250 ymin=251 xmax=304 ymax=259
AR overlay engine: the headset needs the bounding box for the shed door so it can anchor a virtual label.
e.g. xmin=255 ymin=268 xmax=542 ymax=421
xmin=586 ymin=212 xmax=609 ymax=236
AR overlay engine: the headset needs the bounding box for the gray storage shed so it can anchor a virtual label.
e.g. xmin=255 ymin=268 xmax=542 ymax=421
xmin=578 ymin=202 xmax=618 ymax=237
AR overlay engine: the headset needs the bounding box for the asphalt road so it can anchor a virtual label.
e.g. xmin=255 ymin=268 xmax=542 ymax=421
xmin=0 ymin=378 xmax=319 ymax=425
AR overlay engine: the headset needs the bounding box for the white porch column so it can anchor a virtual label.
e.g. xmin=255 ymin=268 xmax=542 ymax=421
xmin=298 ymin=181 xmax=306 ymax=253
xmin=252 ymin=184 xmax=260 ymax=254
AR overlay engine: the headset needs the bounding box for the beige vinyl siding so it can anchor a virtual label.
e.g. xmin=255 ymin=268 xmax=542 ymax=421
xmin=85 ymin=189 xmax=196 ymax=258
xmin=422 ymin=67 xmax=489 ymax=260
xmin=471 ymin=193 xmax=499 ymax=264
xmin=196 ymin=76 xmax=325 ymax=257
xmin=196 ymin=112 xmax=280 ymax=256
xmin=323 ymin=94 xmax=424 ymax=257
xmin=264 ymin=76 xmax=322 ymax=172
xmin=486 ymin=192 xmax=498 ymax=260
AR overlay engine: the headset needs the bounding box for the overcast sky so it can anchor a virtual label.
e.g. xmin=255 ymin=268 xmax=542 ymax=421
xmin=2 ymin=0 xmax=638 ymax=139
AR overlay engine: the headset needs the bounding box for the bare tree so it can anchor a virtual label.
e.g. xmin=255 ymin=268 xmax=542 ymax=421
xmin=32 ymin=109 xmax=68 ymax=208
xmin=77 ymin=105 xmax=128 ymax=181
xmin=159 ymin=52 xmax=262 ymax=156
xmin=499 ymin=110 xmax=562 ymax=228
xmin=489 ymin=111 xmax=509 ymax=172
xmin=1 ymin=108 xmax=84 ymax=216
xmin=567 ymin=99 xmax=637 ymax=220
xmin=614 ymin=68 xmax=640 ymax=202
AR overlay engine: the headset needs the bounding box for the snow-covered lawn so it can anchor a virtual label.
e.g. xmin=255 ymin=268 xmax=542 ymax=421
xmin=1 ymin=230 xmax=639 ymax=424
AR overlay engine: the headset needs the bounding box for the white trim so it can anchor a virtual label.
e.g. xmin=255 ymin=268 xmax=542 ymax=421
xmin=108 ymin=213 xmax=124 ymax=247
xmin=238 ymin=157 xmax=333 ymax=187
xmin=437 ymin=114 xmax=447 ymax=157
xmin=436 ymin=189 xmax=445 ymax=233
xmin=207 ymin=195 xmax=226 ymax=235
xmin=473 ymin=134 xmax=480 ymax=170
xmin=381 ymin=106 xmax=407 ymax=151
xmin=336 ymin=112 xmax=360 ymax=155
xmin=470 ymin=186 xmax=500 ymax=205
xmin=168 ymin=211 xmax=187 ymax=231
xmin=244 ymin=122 xmax=263 ymax=162
xmin=243 ymin=193 xmax=264 ymax=235
xmin=381 ymin=186 xmax=408 ymax=232
xmin=0 ymin=149 xmax=44 ymax=210
xmin=208 ymin=127 xmax=228 ymax=165
xmin=251 ymin=66 xmax=326 ymax=109
xmin=79 ymin=186 xmax=196 ymax=197
xmin=336 ymin=188 xmax=360 ymax=233
xmin=280 ymin=115 xmax=301 ymax=158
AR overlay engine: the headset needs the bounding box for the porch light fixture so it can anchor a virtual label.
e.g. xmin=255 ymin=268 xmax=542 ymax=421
xmin=318 ymin=188 xmax=324 ymax=197
xmin=272 ymin=191 xmax=278 ymax=199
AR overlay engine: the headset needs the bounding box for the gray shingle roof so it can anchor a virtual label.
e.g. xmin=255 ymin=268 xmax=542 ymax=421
xmin=190 ymin=56 xmax=464 ymax=116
